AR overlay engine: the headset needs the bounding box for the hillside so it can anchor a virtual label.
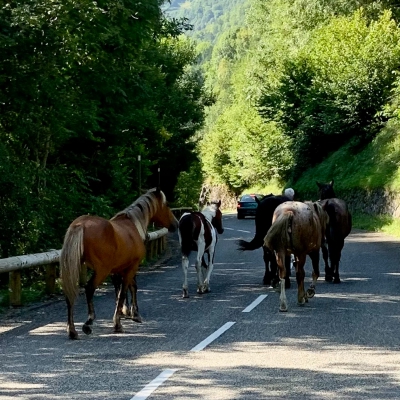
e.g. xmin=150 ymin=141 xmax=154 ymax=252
xmin=164 ymin=0 xmax=248 ymax=42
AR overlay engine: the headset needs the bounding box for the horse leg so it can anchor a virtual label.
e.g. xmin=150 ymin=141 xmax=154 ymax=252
xmin=113 ymin=270 xmax=136 ymax=333
xmin=129 ymin=276 xmax=142 ymax=323
xmin=122 ymin=283 xmax=132 ymax=317
xmin=307 ymin=250 xmax=320 ymax=299
xmin=284 ymin=255 xmax=291 ymax=289
xmin=195 ymin=245 xmax=206 ymax=294
xmin=182 ymin=255 xmax=190 ymax=298
xmin=110 ymin=274 xmax=128 ymax=316
xmin=203 ymin=249 xmax=215 ymax=293
xmin=322 ymin=242 xmax=332 ymax=282
xmin=66 ymin=297 xmax=79 ymax=340
xmin=331 ymin=239 xmax=345 ymax=284
xmin=82 ymin=273 xmax=100 ymax=335
xmin=295 ymin=255 xmax=306 ymax=305
xmin=262 ymin=247 xmax=272 ymax=286
xmin=276 ymin=250 xmax=288 ymax=312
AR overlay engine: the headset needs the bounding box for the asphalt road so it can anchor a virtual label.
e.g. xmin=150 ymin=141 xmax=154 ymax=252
xmin=1 ymin=213 xmax=400 ymax=399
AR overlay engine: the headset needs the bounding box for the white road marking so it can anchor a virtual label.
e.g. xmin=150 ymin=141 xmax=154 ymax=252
xmin=190 ymin=321 xmax=236 ymax=352
xmin=223 ymin=227 xmax=234 ymax=230
xmin=237 ymin=229 xmax=251 ymax=233
xmin=242 ymin=295 xmax=268 ymax=313
xmin=131 ymin=369 xmax=178 ymax=400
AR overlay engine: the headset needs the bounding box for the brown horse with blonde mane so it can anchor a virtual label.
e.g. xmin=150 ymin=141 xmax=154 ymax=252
xmin=264 ymin=200 xmax=328 ymax=312
xmin=60 ymin=187 xmax=178 ymax=340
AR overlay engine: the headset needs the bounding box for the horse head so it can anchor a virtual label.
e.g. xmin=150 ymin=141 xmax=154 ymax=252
xmin=210 ymin=200 xmax=224 ymax=234
xmin=151 ymin=187 xmax=178 ymax=232
xmin=316 ymin=180 xmax=336 ymax=200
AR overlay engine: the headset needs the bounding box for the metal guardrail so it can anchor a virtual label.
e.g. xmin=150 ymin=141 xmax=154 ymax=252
xmin=0 ymin=228 xmax=171 ymax=307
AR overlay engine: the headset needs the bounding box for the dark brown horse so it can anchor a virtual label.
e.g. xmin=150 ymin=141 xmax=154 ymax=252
xmin=264 ymin=201 xmax=329 ymax=312
xmin=237 ymin=193 xmax=293 ymax=288
xmin=178 ymin=201 xmax=224 ymax=298
xmin=317 ymin=180 xmax=352 ymax=283
xmin=60 ymin=188 xmax=178 ymax=339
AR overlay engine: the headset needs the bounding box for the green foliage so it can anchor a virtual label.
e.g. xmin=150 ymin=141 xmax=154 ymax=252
xmin=0 ymin=0 xmax=210 ymax=257
xmin=173 ymin=160 xmax=203 ymax=208
xmin=258 ymin=8 xmax=400 ymax=180
xmin=292 ymin=118 xmax=400 ymax=197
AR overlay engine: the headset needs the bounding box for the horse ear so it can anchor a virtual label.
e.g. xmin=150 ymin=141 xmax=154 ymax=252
xmin=255 ymin=197 xmax=260 ymax=205
xmin=316 ymin=181 xmax=322 ymax=188
xmin=217 ymin=200 xmax=221 ymax=207
xmin=329 ymin=180 xmax=334 ymax=187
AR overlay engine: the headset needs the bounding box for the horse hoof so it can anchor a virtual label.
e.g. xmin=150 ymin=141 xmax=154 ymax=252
xmin=306 ymin=288 xmax=315 ymax=298
xmin=325 ymin=275 xmax=333 ymax=282
xmin=197 ymin=289 xmax=203 ymax=295
xmin=203 ymin=287 xmax=211 ymax=293
xmin=132 ymin=315 xmax=142 ymax=323
xmin=279 ymin=307 xmax=288 ymax=312
xmin=263 ymin=278 xmax=271 ymax=286
xmin=82 ymin=324 xmax=92 ymax=335
xmin=114 ymin=325 xmax=124 ymax=333
xmin=68 ymin=331 xmax=79 ymax=340
xmin=333 ymin=278 xmax=341 ymax=284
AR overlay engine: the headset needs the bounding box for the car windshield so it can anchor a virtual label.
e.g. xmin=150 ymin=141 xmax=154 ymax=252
xmin=240 ymin=194 xmax=263 ymax=202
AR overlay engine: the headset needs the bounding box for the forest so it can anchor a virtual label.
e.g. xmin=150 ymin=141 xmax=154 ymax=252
xmin=3 ymin=0 xmax=400 ymax=264
xmin=0 ymin=0 xmax=212 ymax=260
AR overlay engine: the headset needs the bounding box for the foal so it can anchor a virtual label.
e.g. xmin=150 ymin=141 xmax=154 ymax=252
xmin=179 ymin=201 xmax=224 ymax=298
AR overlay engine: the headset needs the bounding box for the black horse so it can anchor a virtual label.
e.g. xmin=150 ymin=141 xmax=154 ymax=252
xmin=316 ymin=180 xmax=352 ymax=283
xmin=237 ymin=193 xmax=293 ymax=288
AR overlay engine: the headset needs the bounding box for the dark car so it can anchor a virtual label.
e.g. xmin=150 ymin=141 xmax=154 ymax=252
xmin=237 ymin=194 xmax=264 ymax=219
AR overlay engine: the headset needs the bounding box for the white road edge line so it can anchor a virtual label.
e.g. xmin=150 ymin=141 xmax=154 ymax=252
xmin=131 ymin=369 xmax=178 ymax=400
xmin=242 ymin=294 xmax=268 ymax=313
xmin=190 ymin=321 xmax=236 ymax=352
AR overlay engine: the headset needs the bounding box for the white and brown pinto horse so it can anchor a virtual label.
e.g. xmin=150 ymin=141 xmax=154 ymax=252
xmin=178 ymin=201 xmax=224 ymax=298
xmin=264 ymin=201 xmax=328 ymax=312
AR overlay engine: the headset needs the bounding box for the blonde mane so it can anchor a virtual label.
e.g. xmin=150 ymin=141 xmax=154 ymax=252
xmin=111 ymin=188 xmax=165 ymax=240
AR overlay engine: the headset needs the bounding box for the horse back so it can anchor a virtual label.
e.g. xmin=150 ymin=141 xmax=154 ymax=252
xmin=276 ymin=201 xmax=322 ymax=252
xmin=74 ymin=215 xmax=146 ymax=270
xmin=322 ymin=198 xmax=352 ymax=238
xmin=178 ymin=212 xmax=214 ymax=256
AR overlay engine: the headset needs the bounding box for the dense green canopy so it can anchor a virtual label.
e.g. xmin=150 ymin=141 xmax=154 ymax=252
xmin=0 ymin=0 xmax=211 ymax=256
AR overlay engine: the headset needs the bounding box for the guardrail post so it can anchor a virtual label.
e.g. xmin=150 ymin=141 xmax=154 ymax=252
xmin=9 ymin=270 xmax=22 ymax=307
xmin=45 ymin=264 xmax=57 ymax=295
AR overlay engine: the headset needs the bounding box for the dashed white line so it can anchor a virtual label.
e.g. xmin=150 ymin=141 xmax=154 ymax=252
xmin=190 ymin=321 xmax=236 ymax=352
xmin=242 ymin=295 xmax=268 ymax=312
xmin=131 ymin=369 xmax=178 ymax=400
xmin=237 ymin=229 xmax=251 ymax=233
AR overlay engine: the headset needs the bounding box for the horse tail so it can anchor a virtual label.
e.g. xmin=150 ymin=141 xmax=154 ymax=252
xmin=264 ymin=212 xmax=293 ymax=252
xmin=60 ymin=224 xmax=84 ymax=306
xmin=236 ymin=234 xmax=263 ymax=251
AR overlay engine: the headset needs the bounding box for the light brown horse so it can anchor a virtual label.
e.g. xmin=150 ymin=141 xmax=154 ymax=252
xmin=264 ymin=201 xmax=328 ymax=312
xmin=60 ymin=187 xmax=178 ymax=340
